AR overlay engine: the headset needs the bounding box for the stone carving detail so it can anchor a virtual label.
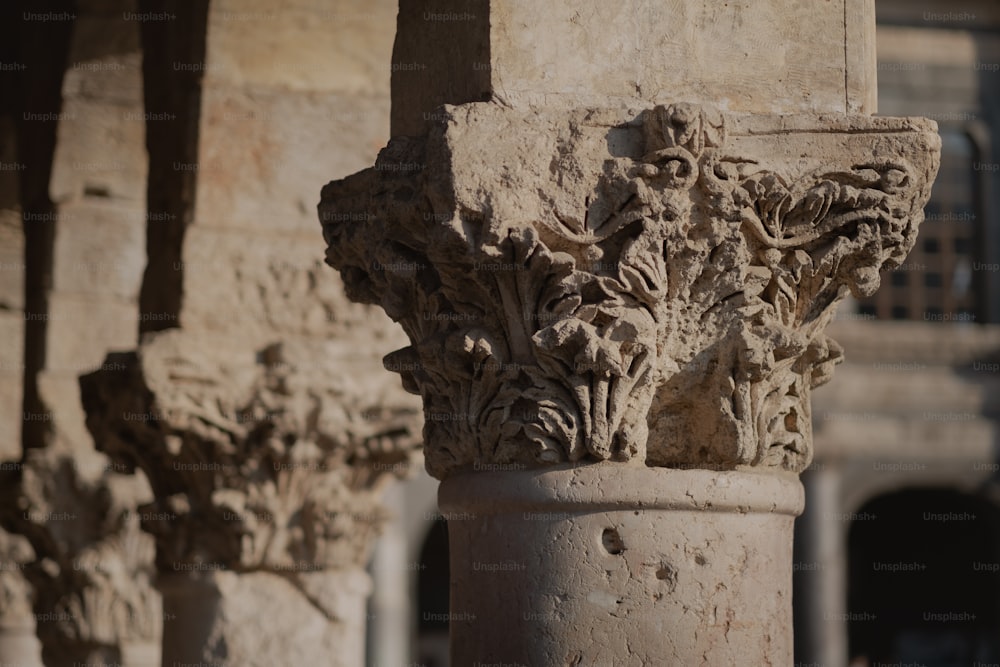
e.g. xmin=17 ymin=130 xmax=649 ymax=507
xmin=1 ymin=452 xmax=160 ymax=663
xmin=0 ymin=529 xmax=35 ymax=622
xmin=320 ymin=103 xmax=939 ymax=478
xmin=80 ymin=330 xmax=422 ymax=572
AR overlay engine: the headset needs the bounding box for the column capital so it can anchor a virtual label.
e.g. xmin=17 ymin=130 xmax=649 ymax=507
xmin=321 ymin=103 xmax=940 ymax=479
xmin=1 ymin=450 xmax=161 ymax=661
xmin=81 ymin=330 xmax=422 ymax=573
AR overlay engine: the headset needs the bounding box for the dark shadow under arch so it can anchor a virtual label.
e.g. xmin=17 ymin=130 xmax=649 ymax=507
xmin=848 ymin=487 xmax=1000 ymax=665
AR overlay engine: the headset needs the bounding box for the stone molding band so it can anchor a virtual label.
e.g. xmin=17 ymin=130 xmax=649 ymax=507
xmin=438 ymin=464 xmax=805 ymax=516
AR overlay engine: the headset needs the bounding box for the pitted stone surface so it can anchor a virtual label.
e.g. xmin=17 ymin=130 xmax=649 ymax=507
xmin=440 ymin=466 xmax=803 ymax=665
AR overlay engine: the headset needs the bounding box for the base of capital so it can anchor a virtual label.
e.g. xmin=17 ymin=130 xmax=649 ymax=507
xmin=439 ymin=464 xmax=803 ymax=665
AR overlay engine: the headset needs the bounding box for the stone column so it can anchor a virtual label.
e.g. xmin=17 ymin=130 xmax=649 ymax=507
xmin=2 ymin=3 xmax=162 ymax=665
xmin=367 ymin=483 xmax=415 ymax=667
xmin=320 ymin=1 xmax=940 ymax=663
xmin=795 ymin=465 xmax=849 ymax=667
xmin=80 ymin=2 xmax=419 ymax=665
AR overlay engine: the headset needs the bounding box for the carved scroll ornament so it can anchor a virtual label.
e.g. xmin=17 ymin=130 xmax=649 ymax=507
xmin=320 ymin=103 xmax=940 ymax=478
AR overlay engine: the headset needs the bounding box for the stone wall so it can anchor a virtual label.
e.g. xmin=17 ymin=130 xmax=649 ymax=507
xmin=76 ymin=1 xmax=422 ymax=666
xmin=3 ymin=0 xmax=418 ymax=665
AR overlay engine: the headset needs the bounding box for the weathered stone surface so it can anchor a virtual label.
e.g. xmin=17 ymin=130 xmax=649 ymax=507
xmin=81 ymin=329 xmax=421 ymax=572
xmin=43 ymin=295 xmax=139 ymax=375
xmin=320 ymin=103 xmax=940 ymax=478
xmin=392 ymin=0 xmax=878 ymax=136
xmin=441 ymin=465 xmax=804 ymax=665
xmin=0 ymin=210 xmax=23 ymax=312
xmin=80 ymin=327 xmax=420 ymax=666
xmin=48 ymin=55 xmax=147 ymax=203
xmin=0 ymin=202 xmax=24 ymax=461
xmin=192 ymin=87 xmax=391 ymax=235
xmin=51 ymin=201 xmax=145 ymax=300
xmin=73 ymin=1 xmax=416 ymax=664
xmin=206 ymin=0 xmax=396 ymax=95
xmin=1 ymin=446 xmax=160 ymax=667
xmin=0 ymin=312 xmax=23 ymax=459
xmin=0 ymin=529 xmax=44 ymax=667
xmin=177 ymin=228 xmax=391 ymax=345
xmin=159 ymin=568 xmax=370 ymax=667
xmin=2 ymin=5 xmax=159 ymax=664
xmin=0 ymin=529 xmax=35 ymax=623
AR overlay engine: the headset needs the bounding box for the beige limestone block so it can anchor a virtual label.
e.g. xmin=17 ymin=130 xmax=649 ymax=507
xmin=192 ymin=85 xmax=390 ymax=235
xmin=0 ymin=210 xmax=23 ymax=311
xmin=49 ymin=54 xmax=147 ymax=203
xmin=43 ymin=295 xmax=138 ymax=374
xmin=36 ymin=375 xmax=95 ymax=457
xmin=51 ymin=201 xmax=145 ymax=300
xmin=160 ymin=569 xmax=371 ymax=667
xmin=80 ymin=328 xmax=421 ymax=571
xmin=0 ymin=312 xmax=23 ymax=459
xmin=392 ymin=0 xmax=878 ymax=136
xmin=205 ymin=0 xmax=396 ymax=95
xmin=321 ymin=103 xmax=940 ymax=478
xmin=177 ymin=227 xmax=402 ymax=345
xmin=0 ymin=211 xmax=23 ymax=459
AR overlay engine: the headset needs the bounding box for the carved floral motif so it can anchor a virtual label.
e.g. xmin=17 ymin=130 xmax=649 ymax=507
xmin=320 ymin=103 xmax=939 ymax=478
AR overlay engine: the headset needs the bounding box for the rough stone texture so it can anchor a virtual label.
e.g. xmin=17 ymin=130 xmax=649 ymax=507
xmin=0 ymin=529 xmax=44 ymax=667
xmin=321 ymin=103 xmax=940 ymax=479
xmin=158 ymin=569 xmax=370 ymax=667
xmin=75 ymin=1 xmax=420 ymax=663
xmin=81 ymin=330 xmax=419 ymax=573
xmin=79 ymin=328 xmax=420 ymax=664
xmin=190 ymin=88 xmax=391 ymax=236
xmin=391 ymin=0 xmax=878 ymax=137
xmin=0 ymin=137 xmax=24 ymax=462
xmin=206 ymin=0 xmax=395 ymax=96
xmin=440 ymin=465 xmax=804 ymax=665
xmin=324 ymin=6 xmax=939 ymax=651
xmin=71 ymin=0 xmax=419 ymax=572
xmin=177 ymin=228 xmax=388 ymax=344
xmin=0 ymin=307 xmax=23 ymax=458
xmin=0 ymin=3 xmax=163 ymax=665
xmin=4 ymin=447 xmax=160 ymax=667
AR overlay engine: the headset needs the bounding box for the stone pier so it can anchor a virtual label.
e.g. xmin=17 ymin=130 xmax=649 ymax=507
xmin=320 ymin=1 xmax=940 ymax=663
xmin=1 ymin=3 xmax=160 ymax=665
xmin=80 ymin=1 xmax=420 ymax=665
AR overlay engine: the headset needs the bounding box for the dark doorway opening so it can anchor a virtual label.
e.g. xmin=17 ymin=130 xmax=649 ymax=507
xmin=848 ymin=488 xmax=1000 ymax=665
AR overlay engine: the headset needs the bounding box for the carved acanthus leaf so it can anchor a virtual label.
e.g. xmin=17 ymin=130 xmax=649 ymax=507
xmin=320 ymin=103 xmax=940 ymax=477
